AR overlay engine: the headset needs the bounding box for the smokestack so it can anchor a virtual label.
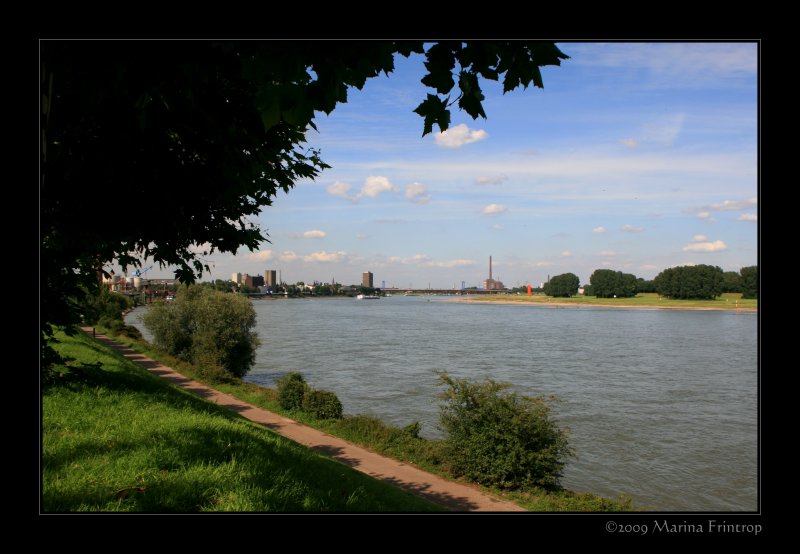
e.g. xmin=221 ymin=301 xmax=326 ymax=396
xmin=489 ymin=256 xmax=493 ymax=280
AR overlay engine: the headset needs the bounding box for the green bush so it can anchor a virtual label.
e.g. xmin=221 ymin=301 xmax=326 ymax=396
xmin=438 ymin=373 xmax=572 ymax=490
xmin=277 ymin=372 xmax=309 ymax=410
xmin=302 ymin=389 xmax=343 ymax=420
xmin=143 ymin=285 xmax=259 ymax=378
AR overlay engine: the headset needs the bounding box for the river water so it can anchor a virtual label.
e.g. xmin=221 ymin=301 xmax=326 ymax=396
xmin=126 ymin=296 xmax=758 ymax=511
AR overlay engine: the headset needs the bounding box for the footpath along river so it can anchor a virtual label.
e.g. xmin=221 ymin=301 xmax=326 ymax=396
xmin=127 ymin=295 xmax=757 ymax=511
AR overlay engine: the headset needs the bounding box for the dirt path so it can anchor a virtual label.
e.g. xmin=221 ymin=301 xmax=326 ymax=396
xmin=83 ymin=328 xmax=524 ymax=512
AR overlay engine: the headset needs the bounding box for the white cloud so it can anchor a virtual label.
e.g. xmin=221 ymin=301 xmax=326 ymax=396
xmin=535 ymin=261 xmax=554 ymax=268
xmin=405 ymin=182 xmax=431 ymax=204
xmin=692 ymin=234 xmax=708 ymax=242
xmin=302 ymin=229 xmax=327 ymax=239
xmin=492 ymin=224 xmax=504 ymax=231
xmin=475 ymin=175 xmax=508 ymax=185
xmin=738 ymin=213 xmax=757 ymax=222
xmin=249 ymin=250 xmax=274 ymax=262
xmin=361 ymin=175 xmax=395 ymax=198
xmin=327 ymin=176 xmax=397 ymax=203
xmin=708 ymin=197 xmax=757 ymax=211
xmin=326 ymin=181 xmax=356 ymax=202
xmin=601 ymin=261 xmax=612 ymax=267
xmin=599 ymin=250 xmax=620 ymax=257
xmin=482 ymin=203 xmax=508 ymax=216
xmin=356 ymin=233 xmax=369 ymax=240
xmin=435 ymin=124 xmax=488 ymax=149
xmin=640 ymin=264 xmax=658 ymax=271
xmin=428 ymin=259 xmax=476 ymax=269
xmin=622 ymin=224 xmax=645 ymax=233
xmin=620 ymin=138 xmax=639 ymax=149
xmin=280 ymin=251 xmax=299 ymax=262
xmin=593 ymin=226 xmax=607 ymax=234
xmin=696 ymin=211 xmax=714 ymax=221
xmin=561 ymin=251 xmax=573 ymax=257
xmin=682 ymin=240 xmax=727 ymax=252
xmin=304 ymin=251 xmax=347 ymax=263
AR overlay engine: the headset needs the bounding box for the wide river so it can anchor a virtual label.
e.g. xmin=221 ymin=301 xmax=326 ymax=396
xmin=127 ymin=296 xmax=758 ymax=511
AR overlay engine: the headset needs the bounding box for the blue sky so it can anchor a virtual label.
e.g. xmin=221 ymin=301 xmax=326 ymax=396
xmin=141 ymin=42 xmax=758 ymax=288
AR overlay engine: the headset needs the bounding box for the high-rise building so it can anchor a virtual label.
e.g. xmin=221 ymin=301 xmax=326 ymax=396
xmin=231 ymin=272 xmax=242 ymax=284
xmin=362 ymin=271 xmax=374 ymax=288
xmin=264 ymin=269 xmax=277 ymax=288
xmin=245 ymin=274 xmax=264 ymax=288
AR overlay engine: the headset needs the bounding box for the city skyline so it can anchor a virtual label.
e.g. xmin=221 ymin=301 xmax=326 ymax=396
xmin=106 ymin=42 xmax=758 ymax=288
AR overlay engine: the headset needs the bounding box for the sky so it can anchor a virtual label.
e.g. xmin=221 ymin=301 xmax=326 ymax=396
xmin=135 ymin=42 xmax=758 ymax=289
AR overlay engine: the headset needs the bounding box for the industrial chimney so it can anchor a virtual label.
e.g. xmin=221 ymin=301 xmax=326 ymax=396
xmin=489 ymin=256 xmax=493 ymax=280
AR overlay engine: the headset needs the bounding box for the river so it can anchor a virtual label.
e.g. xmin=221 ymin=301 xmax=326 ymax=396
xmin=126 ymin=295 xmax=758 ymax=511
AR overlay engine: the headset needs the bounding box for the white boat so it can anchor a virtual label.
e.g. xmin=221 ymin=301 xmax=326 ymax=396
xmin=356 ymin=294 xmax=380 ymax=300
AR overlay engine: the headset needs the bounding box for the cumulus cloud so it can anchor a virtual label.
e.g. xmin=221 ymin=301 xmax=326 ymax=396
xmin=593 ymin=226 xmax=607 ymax=234
xmin=249 ymin=250 xmax=274 ymax=262
xmin=326 ymin=176 xmax=398 ymax=203
xmin=599 ymin=250 xmax=620 ymax=257
xmin=482 ymin=203 xmax=508 ymax=216
xmin=356 ymin=233 xmax=369 ymax=240
xmin=692 ymin=234 xmax=708 ymax=242
xmin=535 ymin=261 xmax=554 ymax=268
xmin=561 ymin=251 xmax=573 ymax=257
xmin=326 ymin=181 xmax=356 ymax=202
xmin=683 ymin=240 xmax=727 ymax=252
xmin=475 ymin=175 xmax=508 ymax=185
xmin=738 ymin=213 xmax=757 ymax=222
xmin=708 ymin=197 xmax=757 ymax=211
xmin=361 ymin=176 xmax=395 ymax=198
xmin=302 ymin=229 xmax=327 ymax=239
xmin=434 ymin=124 xmax=488 ymax=149
xmin=280 ymin=251 xmax=299 ymax=262
xmin=304 ymin=251 xmax=347 ymax=263
xmin=405 ymin=182 xmax=431 ymax=204
xmin=696 ymin=211 xmax=714 ymax=221
xmin=622 ymin=224 xmax=645 ymax=233
xmin=620 ymin=138 xmax=639 ymax=149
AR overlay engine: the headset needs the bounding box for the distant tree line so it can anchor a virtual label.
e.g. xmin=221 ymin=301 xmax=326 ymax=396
xmin=545 ymin=265 xmax=756 ymax=300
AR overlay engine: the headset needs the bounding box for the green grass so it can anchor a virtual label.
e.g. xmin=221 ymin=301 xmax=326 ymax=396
xmin=103 ymin=329 xmax=633 ymax=511
xmin=465 ymin=292 xmax=757 ymax=311
xmin=43 ymin=331 xmax=441 ymax=512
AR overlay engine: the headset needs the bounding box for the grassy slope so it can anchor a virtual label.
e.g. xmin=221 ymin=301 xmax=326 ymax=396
xmin=43 ymin=331 xmax=440 ymax=512
xmin=105 ymin=330 xmax=633 ymax=512
xmin=464 ymin=292 xmax=757 ymax=310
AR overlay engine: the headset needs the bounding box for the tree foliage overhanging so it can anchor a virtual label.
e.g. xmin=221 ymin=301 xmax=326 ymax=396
xmin=40 ymin=40 xmax=568 ymax=359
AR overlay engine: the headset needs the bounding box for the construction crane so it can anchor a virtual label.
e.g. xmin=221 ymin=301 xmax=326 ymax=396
xmin=134 ymin=265 xmax=153 ymax=277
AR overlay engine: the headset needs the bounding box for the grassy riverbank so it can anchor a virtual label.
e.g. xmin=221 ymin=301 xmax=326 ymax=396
xmin=461 ymin=292 xmax=757 ymax=311
xmin=43 ymin=330 xmax=441 ymax=512
xmin=103 ymin=328 xmax=633 ymax=511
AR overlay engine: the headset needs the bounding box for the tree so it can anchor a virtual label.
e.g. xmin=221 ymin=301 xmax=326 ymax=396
xmin=740 ymin=266 xmax=758 ymax=299
xmin=589 ymin=269 xmax=637 ymax=298
xmin=720 ymin=271 xmax=742 ymax=293
xmin=143 ymin=285 xmax=259 ymax=380
xmin=635 ymin=278 xmax=656 ymax=294
xmin=654 ymin=265 xmax=724 ymax=300
xmin=543 ymin=273 xmax=580 ymax=298
xmin=41 ymin=41 xmax=568 ymax=364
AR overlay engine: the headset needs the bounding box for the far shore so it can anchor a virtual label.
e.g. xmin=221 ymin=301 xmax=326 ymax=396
xmin=453 ymin=296 xmax=757 ymax=312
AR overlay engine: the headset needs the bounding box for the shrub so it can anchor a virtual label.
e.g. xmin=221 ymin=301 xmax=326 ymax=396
xmin=277 ymin=372 xmax=308 ymax=410
xmin=302 ymin=389 xmax=343 ymax=420
xmin=143 ymin=285 xmax=259 ymax=378
xmin=438 ymin=373 xmax=572 ymax=490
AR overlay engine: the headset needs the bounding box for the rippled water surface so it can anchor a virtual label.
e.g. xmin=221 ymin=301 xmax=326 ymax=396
xmin=127 ymin=296 xmax=758 ymax=510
